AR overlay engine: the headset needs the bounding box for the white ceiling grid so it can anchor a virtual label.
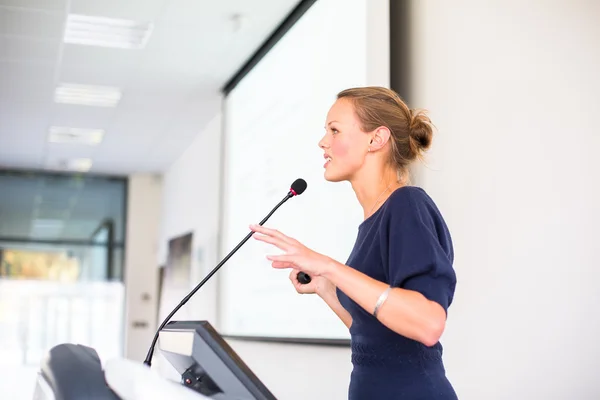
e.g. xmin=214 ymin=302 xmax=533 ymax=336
xmin=0 ymin=0 xmax=301 ymax=174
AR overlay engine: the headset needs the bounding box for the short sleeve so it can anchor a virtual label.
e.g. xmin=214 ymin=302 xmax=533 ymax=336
xmin=380 ymin=190 xmax=457 ymax=312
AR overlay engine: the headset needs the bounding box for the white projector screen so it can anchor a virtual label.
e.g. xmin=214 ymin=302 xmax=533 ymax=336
xmin=219 ymin=0 xmax=389 ymax=340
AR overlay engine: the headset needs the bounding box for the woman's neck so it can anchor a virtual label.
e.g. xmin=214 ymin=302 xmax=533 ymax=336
xmin=351 ymin=166 xmax=403 ymax=220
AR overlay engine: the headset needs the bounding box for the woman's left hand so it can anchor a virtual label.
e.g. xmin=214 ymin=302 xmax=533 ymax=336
xmin=249 ymin=224 xmax=336 ymax=277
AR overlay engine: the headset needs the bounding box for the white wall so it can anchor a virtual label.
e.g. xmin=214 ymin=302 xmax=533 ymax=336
xmin=408 ymin=1 xmax=600 ymax=399
xmin=124 ymin=173 xmax=163 ymax=361
xmin=220 ymin=0 xmax=390 ymax=341
xmin=157 ymin=112 xmax=223 ymax=325
xmin=157 ymin=106 xmax=352 ymax=399
xmin=157 ymin=2 xmax=389 ymax=399
xmin=157 ymin=1 xmax=600 ymax=398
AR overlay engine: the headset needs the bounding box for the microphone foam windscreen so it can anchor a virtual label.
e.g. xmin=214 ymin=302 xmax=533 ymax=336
xmin=291 ymin=178 xmax=307 ymax=195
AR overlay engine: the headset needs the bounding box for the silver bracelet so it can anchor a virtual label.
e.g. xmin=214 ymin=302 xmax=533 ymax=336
xmin=373 ymin=286 xmax=393 ymax=318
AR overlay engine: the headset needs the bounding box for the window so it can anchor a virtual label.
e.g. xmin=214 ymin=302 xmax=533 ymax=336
xmin=0 ymin=170 xmax=127 ymax=398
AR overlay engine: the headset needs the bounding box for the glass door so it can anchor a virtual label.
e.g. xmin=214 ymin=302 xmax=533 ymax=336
xmin=0 ymin=171 xmax=127 ymax=399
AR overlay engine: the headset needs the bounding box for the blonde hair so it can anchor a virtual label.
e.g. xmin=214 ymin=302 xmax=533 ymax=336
xmin=337 ymin=86 xmax=434 ymax=177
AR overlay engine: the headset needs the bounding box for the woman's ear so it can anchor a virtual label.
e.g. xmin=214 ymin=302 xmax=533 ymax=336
xmin=369 ymin=126 xmax=391 ymax=151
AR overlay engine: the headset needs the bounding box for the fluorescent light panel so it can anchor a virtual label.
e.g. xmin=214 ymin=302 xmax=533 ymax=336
xmin=68 ymin=158 xmax=93 ymax=172
xmin=44 ymin=158 xmax=93 ymax=173
xmin=64 ymin=14 xmax=154 ymax=49
xmin=48 ymin=126 xmax=104 ymax=145
xmin=55 ymin=83 xmax=122 ymax=107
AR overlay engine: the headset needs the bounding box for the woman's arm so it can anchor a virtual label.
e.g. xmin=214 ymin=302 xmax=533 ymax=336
xmin=249 ymin=223 xmax=450 ymax=346
xmin=318 ymin=282 xmax=353 ymax=329
xmin=288 ymin=269 xmax=352 ymax=329
xmin=323 ymin=260 xmax=446 ymax=346
xmin=323 ymin=259 xmax=446 ymax=347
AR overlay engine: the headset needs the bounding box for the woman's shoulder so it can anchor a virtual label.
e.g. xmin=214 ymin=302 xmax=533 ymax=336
xmin=382 ymin=186 xmax=454 ymax=260
xmin=382 ymin=186 xmax=450 ymax=236
xmin=384 ymin=185 xmax=440 ymax=218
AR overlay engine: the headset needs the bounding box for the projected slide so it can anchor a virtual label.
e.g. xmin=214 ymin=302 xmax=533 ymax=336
xmin=219 ymin=0 xmax=386 ymax=340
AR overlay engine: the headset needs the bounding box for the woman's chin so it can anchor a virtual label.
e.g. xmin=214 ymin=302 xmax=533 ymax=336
xmin=324 ymin=168 xmax=347 ymax=183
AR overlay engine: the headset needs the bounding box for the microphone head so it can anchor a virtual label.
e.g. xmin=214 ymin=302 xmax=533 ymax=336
xmin=290 ymin=178 xmax=307 ymax=196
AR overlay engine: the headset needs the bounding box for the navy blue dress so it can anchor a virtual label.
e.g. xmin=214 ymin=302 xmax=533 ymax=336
xmin=337 ymin=186 xmax=458 ymax=400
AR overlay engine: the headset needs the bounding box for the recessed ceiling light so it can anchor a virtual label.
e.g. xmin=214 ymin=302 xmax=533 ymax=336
xmin=64 ymin=14 xmax=154 ymax=49
xmin=47 ymin=158 xmax=94 ymax=172
xmin=67 ymin=158 xmax=93 ymax=172
xmin=54 ymin=83 xmax=122 ymax=107
xmin=48 ymin=126 xmax=105 ymax=145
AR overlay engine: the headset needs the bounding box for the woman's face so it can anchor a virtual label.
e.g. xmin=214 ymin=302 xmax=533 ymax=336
xmin=319 ymin=98 xmax=371 ymax=182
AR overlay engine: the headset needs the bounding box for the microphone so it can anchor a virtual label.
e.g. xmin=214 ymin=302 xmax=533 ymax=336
xmin=143 ymin=178 xmax=308 ymax=367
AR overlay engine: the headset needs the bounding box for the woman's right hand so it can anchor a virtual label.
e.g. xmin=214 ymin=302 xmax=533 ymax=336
xmin=289 ymin=268 xmax=353 ymax=329
xmin=289 ymin=269 xmax=335 ymax=297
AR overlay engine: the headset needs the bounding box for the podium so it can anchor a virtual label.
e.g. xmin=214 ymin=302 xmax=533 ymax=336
xmin=33 ymin=321 xmax=276 ymax=400
xmin=158 ymin=321 xmax=276 ymax=399
xmin=33 ymin=342 xmax=120 ymax=400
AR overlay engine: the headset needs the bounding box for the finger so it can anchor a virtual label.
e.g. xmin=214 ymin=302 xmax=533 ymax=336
xmin=266 ymin=254 xmax=295 ymax=264
xmin=293 ymin=275 xmax=313 ymax=294
xmin=289 ymin=269 xmax=299 ymax=283
xmin=249 ymin=224 xmax=295 ymax=245
xmin=252 ymin=233 xmax=291 ymax=251
xmin=271 ymin=260 xmax=294 ymax=269
xmin=288 ymin=270 xmax=304 ymax=294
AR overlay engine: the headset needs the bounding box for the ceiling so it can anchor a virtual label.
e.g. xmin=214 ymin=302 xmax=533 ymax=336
xmin=0 ymin=0 xmax=302 ymax=175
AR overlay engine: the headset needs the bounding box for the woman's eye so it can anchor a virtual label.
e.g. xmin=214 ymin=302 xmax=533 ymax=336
xmin=332 ymin=129 xmax=339 ymax=134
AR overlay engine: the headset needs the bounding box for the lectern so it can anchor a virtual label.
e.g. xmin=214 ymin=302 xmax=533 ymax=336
xmin=32 ymin=321 xmax=276 ymax=400
xmin=158 ymin=321 xmax=276 ymax=400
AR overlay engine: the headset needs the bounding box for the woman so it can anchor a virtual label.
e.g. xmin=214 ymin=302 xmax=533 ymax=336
xmin=250 ymin=86 xmax=458 ymax=399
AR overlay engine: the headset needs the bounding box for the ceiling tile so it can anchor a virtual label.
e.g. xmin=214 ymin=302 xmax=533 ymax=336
xmin=0 ymin=136 xmax=46 ymax=157
xmin=0 ymin=60 xmax=56 ymax=86
xmin=58 ymin=64 xmax=135 ymax=88
xmin=0 ymin=104 xmax=52 ymax=143
xmin=45 ymin=142 xmax=97 ymax=156
xmin=0 ymin=6 xmax=65 ymax=39
xmin=69 ymin=0 xmax=166 ymax=21
xmin=50 ymin=104 xmax=117 ymax=128
xmin=0 ymin=155 xmax=43 ymax=170
xmin=0 ymin=0 xmax=67 ymax=12
xmin=0 ymin=35 xmax=60 ymax=63
xmin=0 ymin=0 xmax=304 ymax=174
xmin=60 ymin=44 xmax=140 ymax=70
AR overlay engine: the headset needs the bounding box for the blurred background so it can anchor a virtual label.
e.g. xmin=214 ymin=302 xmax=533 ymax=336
xmin=0 ymin=0 xmax=599 ymax=399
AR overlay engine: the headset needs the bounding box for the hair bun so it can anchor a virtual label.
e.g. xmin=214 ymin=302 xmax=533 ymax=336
xmin=336 ymin=86 xmax=436 ymax=174
xmin=408 ymin=108 xmax=434 ymax=158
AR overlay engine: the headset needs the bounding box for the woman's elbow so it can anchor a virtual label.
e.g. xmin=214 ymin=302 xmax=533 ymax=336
xmin=420 ymin=304 xmax=447 ymax=347
xmin=420 ymin=317 xmax=445 ymax=347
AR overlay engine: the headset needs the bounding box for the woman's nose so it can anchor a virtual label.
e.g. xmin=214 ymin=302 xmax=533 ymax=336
xmin=318 ymin=135 xmax=329 ymax=149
